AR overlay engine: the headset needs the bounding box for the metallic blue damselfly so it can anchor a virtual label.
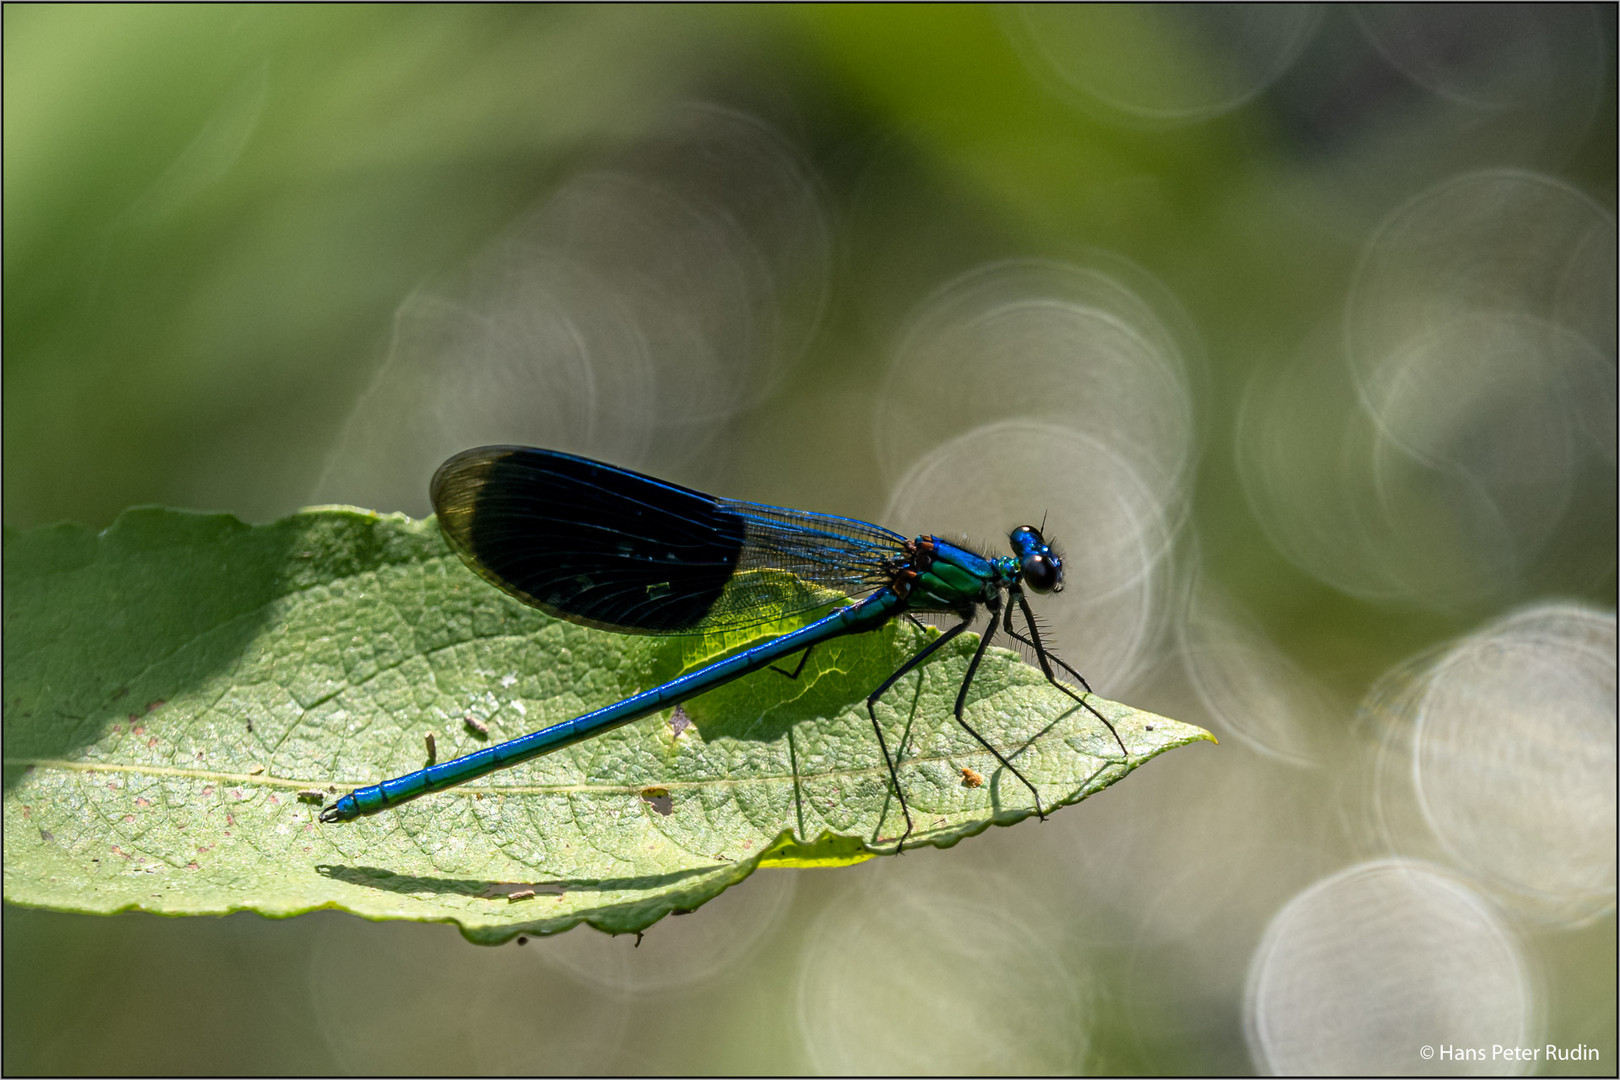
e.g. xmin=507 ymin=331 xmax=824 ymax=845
xmin=320 ymin=446 xmax=1126 ymax=845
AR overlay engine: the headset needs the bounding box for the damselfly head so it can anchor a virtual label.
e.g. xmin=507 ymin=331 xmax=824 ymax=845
xmin=1008 ymin=525 xmax=1063 ymax=594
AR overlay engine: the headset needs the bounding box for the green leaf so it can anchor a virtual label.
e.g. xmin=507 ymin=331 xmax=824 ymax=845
xmin=2 ymin=507 xmax=1213 ymax=943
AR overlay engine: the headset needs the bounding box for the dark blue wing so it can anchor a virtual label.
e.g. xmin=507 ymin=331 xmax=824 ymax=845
xmin=430 ymin=446 xmax=906 ymax=635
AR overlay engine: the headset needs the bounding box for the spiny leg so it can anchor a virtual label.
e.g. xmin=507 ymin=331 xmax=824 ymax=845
xmin=770 ymin=616 xmax=939 ymax=680
xmin=865 ymin=615 xmax=973 ymax=851
xmin=952 ymin=605 xmax=1047 ymax=820
xmin=769 ymin=645 xmax=816 ymax=680
xmin=1008 ymin=591 xmax=1128 ymax=757
xmin=1002 ymin=599 xmax=1093 ymax=692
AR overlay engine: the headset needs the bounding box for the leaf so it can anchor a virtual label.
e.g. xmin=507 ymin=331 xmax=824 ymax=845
xmin=2 ymin=507 xmax=1214 ymax=943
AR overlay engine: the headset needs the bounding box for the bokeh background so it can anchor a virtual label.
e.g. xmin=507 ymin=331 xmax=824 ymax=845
xmin=5 ymin=5 xmax=1615 ymax=1074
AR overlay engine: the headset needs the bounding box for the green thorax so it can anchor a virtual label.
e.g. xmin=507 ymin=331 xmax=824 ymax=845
xmin=905 ymin=536 xmax=1018 ymax=611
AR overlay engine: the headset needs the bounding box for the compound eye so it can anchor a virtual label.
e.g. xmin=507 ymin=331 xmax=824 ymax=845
xmin=1021 ymin=553 xmax=1061 ymax=594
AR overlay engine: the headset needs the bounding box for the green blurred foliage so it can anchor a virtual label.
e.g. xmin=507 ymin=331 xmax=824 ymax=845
xmin=4 ymin=4 xmax=1613 ymax=1074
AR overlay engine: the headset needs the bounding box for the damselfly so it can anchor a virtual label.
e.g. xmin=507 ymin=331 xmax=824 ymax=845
xmin=320 ymin=446 xmax=1126 ymax=845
